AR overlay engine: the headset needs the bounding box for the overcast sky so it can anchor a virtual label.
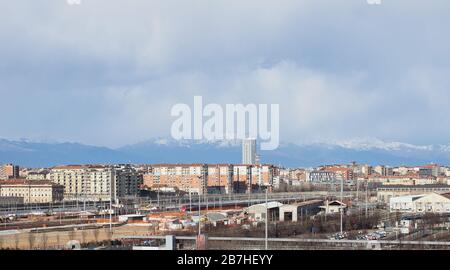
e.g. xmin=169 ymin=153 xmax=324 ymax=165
xmin=1 ymin=0 xmax=450 ymax=148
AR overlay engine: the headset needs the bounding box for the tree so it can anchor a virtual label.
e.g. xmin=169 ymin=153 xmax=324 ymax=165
xmin=42 ymin=233 xmax=49 ymax=249
xmin=28 ymin=233 xmax=36 ymax=250
xmin=93 ymin=229 xmax=100 ymax=243
xmin=81 ymin=230 xmax=87 ymax=244
xmin=14 ymin=233 xmax=20 ymax=249
xmin=423 ymin=213 xmax=441 ymax=230
xmin=68 ymin=230 xmax=76 ymax=241
xmin=56 ymin=234 xmax=61 ymax=248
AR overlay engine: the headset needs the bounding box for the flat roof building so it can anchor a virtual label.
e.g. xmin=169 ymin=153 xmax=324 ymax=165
xmin=390 ymin=192 xmax=450 ymax=213
xmin=377 ymin=184 xmax=450 ymax=203
xmin=0 ymin=179 xmax=64 ymax=203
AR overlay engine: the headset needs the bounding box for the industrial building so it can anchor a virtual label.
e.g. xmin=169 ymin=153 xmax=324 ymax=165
xmin=279 ymin=200 xmax=323 ymax=222
xmin=319 ymin=200 xmax=347 ymax=215
xmin=377 ymin=184 xmax=450 ymax=203
xmin=245 ymin=201 xmax=282 ymax=222
xmin=390 ymin=192 xmax=450 ymax=213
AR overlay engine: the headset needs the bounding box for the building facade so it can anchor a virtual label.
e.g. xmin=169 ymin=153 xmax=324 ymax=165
xmin=143 ymin=164 xmax=277 ymax=195
xmin=0 ymin=180 xmax=64 ymax=203
xmin=390 ymin=193 xmax=450 ymax=213
xmin=377 ymin=184 xmax=450 ymax=203
xmin=242 ymin=138 xmax=257 ymax=165
xmin=48 ymin=165 xmax=141 ymax=201
xmin=0 ymin=164 xmax=20 ymax=180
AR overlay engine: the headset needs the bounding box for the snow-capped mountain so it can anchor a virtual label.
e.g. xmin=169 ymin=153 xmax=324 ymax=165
xmin=1 ymin=137 xmax=450 ymax=167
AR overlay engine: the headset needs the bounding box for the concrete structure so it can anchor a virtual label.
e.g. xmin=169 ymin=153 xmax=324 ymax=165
xmin=0 ymin=164 xmax=19 ymax=180
xmin=242 ymin=138 xmax=257 ymax=165
xmin=118 ymin=214 xmax=146 ymax=223
xmin=279 ymin=200 xmax=323 ymax=222
xmin=390 ymin=193 xmax=450 ymax=213
xmin=0 ymin=180 xmax=64 ymax=203
xmin=377 ymin=184 xmax=450 ymax=203
xmin=143 ymin=164 xmax=277 ymax=195
xmin=245 ymin=201 xmax=282 ymax=222
xmin=319 ymin=200 xmax=347 ymax=215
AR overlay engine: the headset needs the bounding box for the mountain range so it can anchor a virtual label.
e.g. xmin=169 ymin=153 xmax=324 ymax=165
xmin=1 ymin=137 xmax=450 ymax=168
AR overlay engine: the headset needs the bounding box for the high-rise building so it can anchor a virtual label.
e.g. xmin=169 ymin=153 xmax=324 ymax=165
xmin=242 ymin=138 xmax=257 ymax=165
xmin=0 ymin=164 xmax=20 ymax=180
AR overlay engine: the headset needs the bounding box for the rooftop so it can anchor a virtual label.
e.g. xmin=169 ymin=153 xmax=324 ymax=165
xmin=377 ymin=184 xmax=450 ymax=190
xmin=0 ymin=179 xmax=62 ymax=187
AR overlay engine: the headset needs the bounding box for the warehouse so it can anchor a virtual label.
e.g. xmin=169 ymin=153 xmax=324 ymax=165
xmin=390 ymin=192 xmax=450 ymax=213
xmin=279 ymin=200 xmax=323 ymax=222
xmin=245 ymin=201 xmax=282 ymax=222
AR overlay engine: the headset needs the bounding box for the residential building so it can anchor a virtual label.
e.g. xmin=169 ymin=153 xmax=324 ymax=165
xmin=26 ymin=171 xmax=49 ymax=180
xmin=307 ymin=170 xmax=336 ymax=183
xmin=0 ymin=164 xmax=19 ymax=180
xmin=242 ymin=138 xmax=257 ymax=165
xmin=143 ymin=163 xmax=277 ymax=195
xmin=0 ymin=180 xmax=64 ymax=203
xmin=49 ymin=164 xmax=141 ymax=201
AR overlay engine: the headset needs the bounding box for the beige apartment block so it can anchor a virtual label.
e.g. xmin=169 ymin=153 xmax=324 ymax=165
xmin=0 ymin=180 xmax=64 ymax=203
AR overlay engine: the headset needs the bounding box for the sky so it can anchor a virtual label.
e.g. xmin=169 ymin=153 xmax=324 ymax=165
xmin=1 ymin=0 xmax=450 ymax=148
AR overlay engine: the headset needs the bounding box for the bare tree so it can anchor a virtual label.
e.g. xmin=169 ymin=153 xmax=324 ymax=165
xmin=56 ymin=234 xmax=61 ymax=248
xmin=42 ymin=233 xmax=49 ymax=249
xmin=93 ymin=229 xmax=100 ymax=243
xmin=28 ymin=233 xmax=36 ymax=250
xmin=68 ymin=229 xmax=76 ymax=241
xmin=14 ymin=233 xmax=20 ymax=249
xmin=81 ymin=230 xmax=87 ymax=244
xmin=423 ymin=213 xmax=441 ymax=230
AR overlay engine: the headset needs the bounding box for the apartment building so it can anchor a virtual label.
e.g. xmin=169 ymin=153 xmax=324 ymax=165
xmin=242 ymin=139 xmax=257 ymax=165
xmin=323 ymin=166 xmax=355 ymax=181
xmin=143 ymin=164 xmax=277 ymax=195
xmin=0 ymin=164 xmax=20 ymax=180
xmin=0 ymin=180 xmax=64 ymax=203
xmin=307 ymin=170 xmax=336 ymax=183
xmin=49 ymin=164 xmax=141 ymax=201
xmin=26 ymin=170 xmax=49 ymax=180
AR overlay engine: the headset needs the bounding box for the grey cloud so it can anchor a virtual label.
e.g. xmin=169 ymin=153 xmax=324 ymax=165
xmin=0 ymin=0 xmax=450 ymax=147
